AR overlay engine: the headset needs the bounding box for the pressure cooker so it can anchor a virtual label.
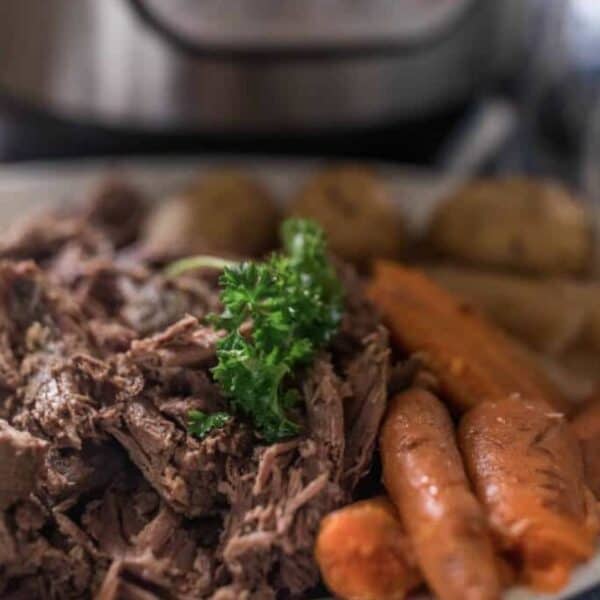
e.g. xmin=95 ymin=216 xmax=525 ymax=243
xmin=0 ymin=0 xmax=530 ymax=134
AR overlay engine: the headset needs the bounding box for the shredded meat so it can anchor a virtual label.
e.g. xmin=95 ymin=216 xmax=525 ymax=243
xmin=0 ymin=184 xmax=390 ymax=599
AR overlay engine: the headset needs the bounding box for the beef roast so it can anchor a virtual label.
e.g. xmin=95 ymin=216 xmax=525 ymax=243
xmin=0 ymin=421 xmax=47 ymax=510
xmin=212 ymin=354 xmax=349 ymax=599
xmin=0 ymin=498 xmax=96 ymax=600
xmin=100 ymin=398 xmax=253 ymax=518
xmin=82 ymin=178 xmax=148 ymax=249
xmin=0 ymin=182 xmax=390 ymax=599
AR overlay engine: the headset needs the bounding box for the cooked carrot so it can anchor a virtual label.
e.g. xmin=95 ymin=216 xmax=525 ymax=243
xmin=367 ymin=261 xmax=568 ymax=413
xmin=459 ymin=396 xmax=598 ymax=592
xmin=380 ymin=388 xmax=501 ymax=600
xmin=315 ymin=496 xmax=421 ymax=600
xmin=571 ymin=396 xmax=600 ymax=499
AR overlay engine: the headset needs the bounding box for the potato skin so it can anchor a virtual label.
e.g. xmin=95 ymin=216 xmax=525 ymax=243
xmin=143 ymin=169 xmax=280 ymax=259
xmin=427 ymin=266 xmax=595 ymax=355
xmin=288 ymin=166 xmax=403 ymax=267
xmin=428 ymin=177 xmax=592 ymax=275
xmin=186 ymin=169 xmax=280 ymax=256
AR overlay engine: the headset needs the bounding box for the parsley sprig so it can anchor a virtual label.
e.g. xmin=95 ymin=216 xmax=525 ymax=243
xmin=170 ymin=219 xmax=343 ymax=442
xmin=188 ymin=410 xmax=231 ymax=438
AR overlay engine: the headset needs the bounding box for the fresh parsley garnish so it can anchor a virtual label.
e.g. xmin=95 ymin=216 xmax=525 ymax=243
xmin=188 ymin=410 xmax=231 ymax=439
xmin=170 ymin=219 xmax=343 ymax=442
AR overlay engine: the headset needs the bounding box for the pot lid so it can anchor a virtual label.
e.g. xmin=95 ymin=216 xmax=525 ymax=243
xmin=129 ymin=0 xmax=477 ymax=54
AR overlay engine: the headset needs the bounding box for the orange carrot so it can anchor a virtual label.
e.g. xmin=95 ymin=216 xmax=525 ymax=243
xmin=571 ymin=397 xmax=600 ymax=499
xmin=380 ymin=388 xmax=501 ymax=600
xmin=367 ymin=261 xmax=568 ymax=413
xmin=315 ymin=497 xmax=421 ymax=600
xmin=460 ymin=396 xmax=598 ymax=592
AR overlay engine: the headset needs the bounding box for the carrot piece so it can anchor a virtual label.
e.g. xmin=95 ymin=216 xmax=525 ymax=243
xmin=459 ymin=396 xmax=598 ymax=592
xmin=315 ymin=496 xmax=421 ymax=600
xmin=380 ymin=388 xmax=501 ymax=600
xmin=367 ymin=260 xmax=568 ymax=413
xmin=571 ymin=397 xmax=600 ymax=499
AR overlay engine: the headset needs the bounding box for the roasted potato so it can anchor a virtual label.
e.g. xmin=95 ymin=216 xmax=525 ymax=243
xmin=143 ymin=169 xmax=280 ymax=259
xmin=288 ymin=166 xmax=404 ymax=267
xmin=142 ymin=195 xmax=192 ymax=259
xmin=428 ymin=177 xmax=593 ymax=275
xmin=427 ymin=266 xmax=600 ymax=355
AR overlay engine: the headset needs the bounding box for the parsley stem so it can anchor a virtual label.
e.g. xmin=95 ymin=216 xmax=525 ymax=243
xmin=165 ymin=255 xmax=239 ymax=278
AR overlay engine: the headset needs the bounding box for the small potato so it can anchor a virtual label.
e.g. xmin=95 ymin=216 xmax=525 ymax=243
xmin=185 ymin=169 xmax=280 ymax=256
xmin=288 ymin=166 xmax=403 ymax=267
xmin=427 ymin=266 xmax=599 ymax=355
xmin=142 ymin=195 xmax=193 ymax=259
xmin=143 ymin=169 xmax=280 ymax=259
xmin=428 ymin=177 xmax=593 ymax=275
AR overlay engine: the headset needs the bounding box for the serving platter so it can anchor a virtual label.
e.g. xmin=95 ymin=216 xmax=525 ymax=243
xmin=0 ymin=157 xmax=454 ymax=234
xmin=0 ymin=156 xmax=598 ymax=600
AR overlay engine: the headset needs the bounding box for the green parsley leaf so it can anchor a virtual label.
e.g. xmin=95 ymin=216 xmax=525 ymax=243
xmin=210 ymin=218 xmax=343 ymax=442
xmin=170 ymin=218 xmax=343 ymax=443
xmin=188 ymin=410 xmax=231 ymax=439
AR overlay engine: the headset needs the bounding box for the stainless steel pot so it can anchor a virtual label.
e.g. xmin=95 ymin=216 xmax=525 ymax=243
xmin=0 ymin=0 xmax=529 ymax=134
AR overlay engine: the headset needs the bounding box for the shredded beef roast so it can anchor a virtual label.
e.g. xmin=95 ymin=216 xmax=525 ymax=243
xmin=0 ymin=183 xmax=390 ymax=599
xmin=0 ymin=421 xmax=47 ymax=510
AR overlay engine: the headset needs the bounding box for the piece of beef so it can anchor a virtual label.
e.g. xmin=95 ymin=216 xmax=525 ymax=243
xmin=0 ymin=262 xmax=146 ymax=450
xmin=0 ymin=261 xmax=89 ymax=357
xmin=84 ymin=474 xmax=219 ymax=599
xmin=0 ymin=421 xmax=48 ymax=510
xmin=69 ymin=261 xmax=220 ymax=339
xmin=119 ymin=276 xmax=220 ymax=337
xmin=41 ymin=441 xmax=128 ymax=506
xmin=342 ymin=326 xmax=389 ymax=490
xmin=50 ymin=247 xmax=115 ymax=291
xmin=128 ymin=315 xmax=221 ymax=370
xmin=0 ymin=326 xmax=20 ymax=399
xmin=300 ymin=354 xmax=350 ymax=481
xmin=89 ymin=315 xmax=240 ymax=518
xmin=121 ymin=315 xmax=225 ymax=424
xmin=82 ymin=178 xmax=148 ymax=249
xmin=100 ymin=398 xmax=252 ymax=518
xmin=0 ymin=497 xmax=95 ymax=600
xmin=64 ymin=261 xmax=137 ymax=320
xmin=15 ymin=348 xmax=102 ymax=449
xmin=330 ymin=261 xmax=381 ymax=362
xmin=82 ymin=472 xmax=161 ymax=558
xmin=0 ymin=262 xmax=105 ymax=449
xmin=0 ymin=214 xmax=112 ymax=266
xmin=212 ymin=355 xmax=348 ymax=599
xmin=87 ymin=319 xmax=138 ymax=354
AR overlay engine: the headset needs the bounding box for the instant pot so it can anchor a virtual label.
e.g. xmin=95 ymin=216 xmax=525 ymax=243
xmin=0 ymin=0 xmax=529 ymax=134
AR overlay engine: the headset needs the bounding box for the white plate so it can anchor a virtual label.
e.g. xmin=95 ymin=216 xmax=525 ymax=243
xmin=0 ymin=156 xmax=598 ymax=600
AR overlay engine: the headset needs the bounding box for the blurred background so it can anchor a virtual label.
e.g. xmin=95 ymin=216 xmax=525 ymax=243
xmin=0 ymin=0 xmax=600 ymax=195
